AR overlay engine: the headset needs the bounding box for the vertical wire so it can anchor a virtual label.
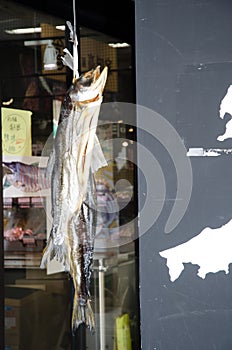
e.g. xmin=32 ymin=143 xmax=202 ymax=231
xmin=73 ymin=0 xmax=76 ymax=37
xmin=72 ymin=0 xmax=79 ymax=79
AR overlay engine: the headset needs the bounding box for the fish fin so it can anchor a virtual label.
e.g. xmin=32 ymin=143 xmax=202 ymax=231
xmin=40 ymin=237 xmax=67 ymax=269
xmin=3 ymin=175 xmax=11 ymax=189
xmin=91 ymin=135 xmax=108 ymax=173
xmin=40 ymin=236 xmax=53 ymax=268
xmin=72 ymin=298 xmax=95 ymax=333
xmin=61 ymin=48 xmax=74 ymax=71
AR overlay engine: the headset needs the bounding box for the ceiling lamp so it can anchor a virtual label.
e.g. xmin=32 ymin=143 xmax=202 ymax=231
xmin=108 ymin=42 xmax=130 ymax=48
xmin=5 ymin=27 xmax=42 ymax=35
xmin=43 ymin=40 xmax=58 ymax=70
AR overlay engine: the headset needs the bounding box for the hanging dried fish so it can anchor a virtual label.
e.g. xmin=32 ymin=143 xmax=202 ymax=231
xmin=40 ymin=22 xmax=108 ymax=331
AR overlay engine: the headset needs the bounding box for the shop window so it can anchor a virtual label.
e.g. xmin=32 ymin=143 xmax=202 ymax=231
xmin=1 ymin=1 xmax=139 ymax=349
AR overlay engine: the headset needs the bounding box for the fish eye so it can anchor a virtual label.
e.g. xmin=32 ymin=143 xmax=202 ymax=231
xmin=85 ymin=73 xmax=92 ymax=79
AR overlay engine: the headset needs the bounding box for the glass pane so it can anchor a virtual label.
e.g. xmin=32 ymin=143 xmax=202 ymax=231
xmin=2 ymin=1 xmax=139 ymax=349
xmin=2 ymin=2 xmax=72 ymax=349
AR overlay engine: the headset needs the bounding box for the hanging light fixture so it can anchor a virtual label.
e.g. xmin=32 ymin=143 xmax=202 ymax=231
xmin=43 ymin=40 xmax=58 ymax=70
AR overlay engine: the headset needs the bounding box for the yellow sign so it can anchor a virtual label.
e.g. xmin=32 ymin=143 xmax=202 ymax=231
xmin=1 ymin=108 xmax=32 ymax=156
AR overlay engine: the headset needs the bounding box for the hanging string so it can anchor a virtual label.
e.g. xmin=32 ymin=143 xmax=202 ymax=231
xmin=72 ymin=0 xmax=79 ymax=79
xmin=73 ymin=0 xmax=76 ymax=36
xmin=61 ymin=0 xmax=79 ymax=79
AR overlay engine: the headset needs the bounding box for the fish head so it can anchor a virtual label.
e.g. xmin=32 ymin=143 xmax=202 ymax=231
xmin=2 ymin=162 xmax=17 ymax=174
xmin=71 ymin=66 xmax=108 ymax=103
xmin=2 ymin=162 xmax=17 ymax=189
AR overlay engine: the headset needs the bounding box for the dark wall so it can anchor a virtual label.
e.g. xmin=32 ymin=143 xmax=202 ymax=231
xmin=135 ymin=0 xmax=232 ymax=349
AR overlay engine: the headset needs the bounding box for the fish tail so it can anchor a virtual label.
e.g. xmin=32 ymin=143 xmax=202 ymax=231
xmin=72 ymin=293 xmax=95 ymax=332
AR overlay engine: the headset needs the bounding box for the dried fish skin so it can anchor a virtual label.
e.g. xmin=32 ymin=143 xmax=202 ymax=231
xmin=40 ymin=66 xmax=108 ymax=331
xmin=69 ymin=172 xmax=97 ymax=331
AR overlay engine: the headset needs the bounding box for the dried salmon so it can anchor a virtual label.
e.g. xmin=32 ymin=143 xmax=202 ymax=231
xmin=40 ymin=23 xmax=108 ymax=331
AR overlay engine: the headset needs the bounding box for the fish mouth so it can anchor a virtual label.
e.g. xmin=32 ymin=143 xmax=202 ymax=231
xmin=72 ymin=66 xmax=108 ymax=103
xmin=91 ymin=66 xmax=108 ymax=94
xmin=92 ymin=66 xmax=101 ymax=83
xmin=76 ymin=66 xmax=101 ymax=87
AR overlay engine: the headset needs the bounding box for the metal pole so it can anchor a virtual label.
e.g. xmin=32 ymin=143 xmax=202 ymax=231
xmin=99 ymin=258 xmax=106 ymax=350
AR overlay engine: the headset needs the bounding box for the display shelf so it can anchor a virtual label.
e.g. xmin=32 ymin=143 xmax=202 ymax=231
xmin=3 ymin=156 xmax=50 ymax=270
xmin=4 ymin=252 xmax=43 ymax=269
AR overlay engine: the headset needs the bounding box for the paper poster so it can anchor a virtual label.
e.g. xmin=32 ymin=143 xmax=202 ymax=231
xmin=1 ymin=107 xmax=32 ymax=156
